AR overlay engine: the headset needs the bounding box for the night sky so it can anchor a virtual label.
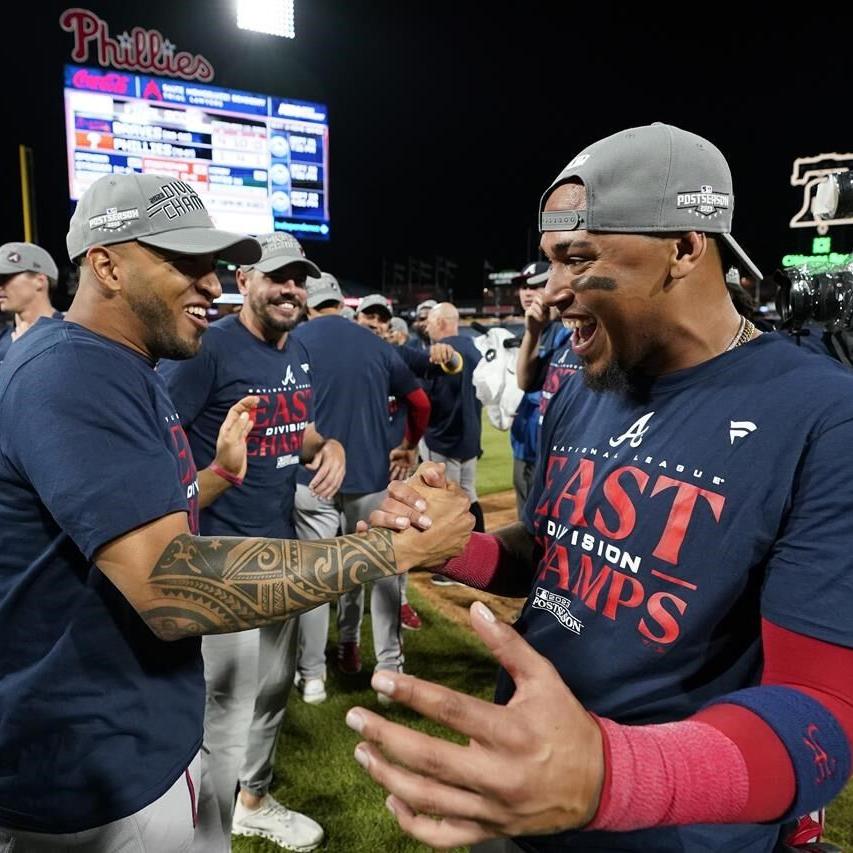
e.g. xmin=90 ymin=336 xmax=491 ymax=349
xmin=3 ymin=2 xmax=851 ymax=306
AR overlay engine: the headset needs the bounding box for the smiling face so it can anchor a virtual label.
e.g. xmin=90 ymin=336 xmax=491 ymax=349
xmin=118 ymin=242 xmax=221 ymax=361
xmin=239 ymin=262 xmax=308 ymax=341
xmin=540 ymin=182 xmax=679 ymax=391
xmin=357 ymin=309 xmax=390 ymax=337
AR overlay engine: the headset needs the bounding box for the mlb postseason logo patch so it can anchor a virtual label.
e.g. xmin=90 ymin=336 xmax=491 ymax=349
xmin=259 ymin=232 xmax=304 ymax=255
xmin=89 ymin=207 xmax=140 ymax=232
xmin=532 ymin=587 xmax=584 ymax=635
xmin=6 ymin=251 xmax=21 ymax=263
xmin=676 ymin=185 xmax=730 ymax=219
xmin=147 ymin=181 xmax=206 ymax=221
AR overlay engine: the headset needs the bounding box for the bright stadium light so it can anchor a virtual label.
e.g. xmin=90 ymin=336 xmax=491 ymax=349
xmin=237 ymin=0 xmax=295 ymax=38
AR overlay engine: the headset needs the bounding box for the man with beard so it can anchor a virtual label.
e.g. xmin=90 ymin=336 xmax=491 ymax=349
xmin=345 ymin=125 xmax=853 ymax=853
xmin=159 ymin=233 xmax=345 ymax=851
xmin=0 ymin=173 xmax=474 ymax=851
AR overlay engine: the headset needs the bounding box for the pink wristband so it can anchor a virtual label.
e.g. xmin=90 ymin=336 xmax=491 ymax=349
xmin=588 ymin=715 xmax=748 ymax=831
xmin=209 ymin=462 xmax=243 ymax=488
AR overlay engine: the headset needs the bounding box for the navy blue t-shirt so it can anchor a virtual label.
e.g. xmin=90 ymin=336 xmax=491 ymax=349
xmin=159 ymin=314 xmax=313 ymax=539
xmin=503 ymin=333 xmax=853 ymax=852
xmin=0 ymin=319 xmax=203 ymax=833
xmin=510 ymin=322 xmax=571 ymax=462
xmin=0 ymin=323 xmax=12 ymax=362
xmin=422 ymin=334 xmax=483 ymax=460
xmin=291 ymin=315 xmax=418 ymax=494
xmin=0 ymin=312 xmax=64 ymax=365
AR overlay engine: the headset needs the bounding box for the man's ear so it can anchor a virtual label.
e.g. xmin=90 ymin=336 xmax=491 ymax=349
xmin=236 ymin=268 xmax=250 ymax=296
xmin=669 ymin=231 xmax=707 ymax=280
xmin=86 ymin=246 xmax=122 ymax=294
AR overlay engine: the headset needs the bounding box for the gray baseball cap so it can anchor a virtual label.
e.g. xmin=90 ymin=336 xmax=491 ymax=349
xmin=357 ymin=294 xmax=392 ymax=318
xmin=67 ymin=173 xmax=261 ymax=265
xmin=389 ymin=316 xmax=409 ymax=335
xmin=0 ymin=242 xmax=59 ymax=283
xmin=240 ymin=232 xmax=321 ymax=278
xmin=539 ymin=123 xmax=762 ymax=281
xmin=306 ymin=271 xmax=343 ymax=308
xmin=340 ymin=306 xmax=356 ymax=321
xmin=415 ymin=299 xmax=437 ymax=316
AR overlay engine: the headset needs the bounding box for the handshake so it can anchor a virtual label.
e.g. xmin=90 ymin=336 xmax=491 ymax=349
xmin=360 ymin=463 xmax=474 ymax=573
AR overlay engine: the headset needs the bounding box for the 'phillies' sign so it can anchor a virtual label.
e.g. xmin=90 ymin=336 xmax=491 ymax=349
xmin=60 ymin=7 xmax=215 ymax=82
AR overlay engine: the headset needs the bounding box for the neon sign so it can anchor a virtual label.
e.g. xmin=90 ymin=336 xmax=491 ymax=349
xmin=59 ymin=8 xmax=215 ymax=83
xmin=789 ymin=152 xmax=853 ymax=235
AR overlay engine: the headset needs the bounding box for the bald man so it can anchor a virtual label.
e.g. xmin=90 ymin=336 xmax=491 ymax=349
xmin=422 ymin=302 xmax=485 ymax=533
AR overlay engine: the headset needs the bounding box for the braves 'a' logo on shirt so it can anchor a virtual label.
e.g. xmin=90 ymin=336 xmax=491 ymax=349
xmin=609 ymin=412 xmax=655 ymax=448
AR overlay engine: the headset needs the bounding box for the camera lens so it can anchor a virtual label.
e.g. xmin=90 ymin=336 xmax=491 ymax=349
xmin=816 ymin=271 xmax=853 ymax=331
xmin=774 ymin=268 xmax=816 ymax=328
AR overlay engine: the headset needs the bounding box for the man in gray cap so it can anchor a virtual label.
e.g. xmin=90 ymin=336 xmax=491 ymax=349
xmin=158 ymin=232 xmax=342 ymax=851
xmin=346 ymin=124 xmax=853 ymax=853
xmin=357 ymin=292 xmax=393 ymax=338
xmin=387 ymin=316 xmax=410 ymax=346
xmin=408 ymin=298 xmax=437 ymax=350
xmin=0 ymin=241 xmax=62 ymax=362
xmin=0 ymin=172 xmax=472 ymax=851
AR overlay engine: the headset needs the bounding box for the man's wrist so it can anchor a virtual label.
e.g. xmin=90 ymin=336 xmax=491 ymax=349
xmin=209 ymin=461 xmax=243 ymax=487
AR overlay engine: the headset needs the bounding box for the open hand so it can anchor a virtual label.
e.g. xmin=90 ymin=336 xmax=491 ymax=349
xmin=346 ymin=601 xmax=604 ymax=847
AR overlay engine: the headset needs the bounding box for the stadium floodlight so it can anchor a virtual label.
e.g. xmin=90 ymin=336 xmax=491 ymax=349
xmin=236 ymin=0 xmax=295 ymax=38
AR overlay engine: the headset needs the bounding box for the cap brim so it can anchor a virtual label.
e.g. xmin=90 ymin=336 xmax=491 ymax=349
xmin=213 ymin=293 xmax=244 ymax=305
xmin=526 ymin=271 xmax=550 ymax=286
xmin=0 ymin=262 xmax=23 ymax=275
xmin=307 ymin=291 xmax=343 ymax=308
xmin=720 ymin=233 xmax=763 ymax=282
xmin=252 ymin=256 xmax=322 ymax=277
xmin=139 ymin=228 xmax=262 ymax=265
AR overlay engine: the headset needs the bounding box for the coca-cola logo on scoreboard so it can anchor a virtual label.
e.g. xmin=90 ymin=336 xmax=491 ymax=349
xmin=59 ymin=7 xmax=215 ymax=82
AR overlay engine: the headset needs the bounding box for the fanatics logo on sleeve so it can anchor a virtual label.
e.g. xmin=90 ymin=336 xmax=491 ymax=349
xmin=609 ymin=411 xmax=655 ymax=448
xmin=675 ymin=185 xmax=731 ymax=219
xmin=532 ymin=587 xmax=584 ymax=635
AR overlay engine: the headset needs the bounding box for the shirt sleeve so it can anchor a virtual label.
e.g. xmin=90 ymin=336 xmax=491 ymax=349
xmin=387 ymin=347 xmax=420 ymax=398
xmin=761 ymin=415 xmax=853 ymax=647
xmin=0 ymin=344 xmax=188 ymax=559
xmin=157 ymin=343 xmax=217 ymax=429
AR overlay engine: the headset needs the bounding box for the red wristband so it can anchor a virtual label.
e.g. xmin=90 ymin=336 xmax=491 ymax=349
xmin=209 ymin=462 xmax=243 ymax=487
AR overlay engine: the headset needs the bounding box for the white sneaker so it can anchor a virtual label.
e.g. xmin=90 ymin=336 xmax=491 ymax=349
xmin=301 ymin=677 xmax=327 ymax=705
xmin=232 ymin=794 xmax=324 ymax=851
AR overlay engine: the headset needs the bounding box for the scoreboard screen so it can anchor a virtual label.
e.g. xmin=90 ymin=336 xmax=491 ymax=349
xmin=64 ymin=64 xmax=330 ymax=241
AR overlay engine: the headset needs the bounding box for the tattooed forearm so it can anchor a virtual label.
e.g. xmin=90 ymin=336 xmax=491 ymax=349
xmin=142 ymin=528 xmax=397 ymax=640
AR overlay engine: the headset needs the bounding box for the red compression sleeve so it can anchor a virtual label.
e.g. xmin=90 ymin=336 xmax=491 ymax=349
xmin=441 ymin=532 xmax=514 ymax=593
xmin=589 ymin=619 xmax=853 ymax=831
xmin=403 ymin=388 xmax=430 ymax=446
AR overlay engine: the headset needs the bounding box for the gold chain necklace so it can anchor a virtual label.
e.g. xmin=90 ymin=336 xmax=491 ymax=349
xmin=725 ymin=316 xmax=755 ymax=351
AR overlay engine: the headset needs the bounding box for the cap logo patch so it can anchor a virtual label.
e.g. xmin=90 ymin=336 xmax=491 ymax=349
xmin=88 ymin=206 xmax=140 ymax=231
xmin=6 ymin=251 xmax=21 ymax=263
xmin=566 ymin=153 xmax=590 ymax=169
xmin=676 ymin=184 xmax=730 ymax=219
xmin=146 ymin=181 xmax=205 ymax=221
xmin=260 ymin=232 xmax=303 ymax=255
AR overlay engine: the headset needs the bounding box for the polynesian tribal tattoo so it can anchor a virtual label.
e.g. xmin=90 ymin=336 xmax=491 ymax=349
xmin=142 ymin=528 xmax=397 ymax=640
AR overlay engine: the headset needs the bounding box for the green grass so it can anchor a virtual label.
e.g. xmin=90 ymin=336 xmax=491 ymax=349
xmin=477 ymin=414 xmax=514 ymax=496
xmin=234 ymin=587 xmax=499 ymax=853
